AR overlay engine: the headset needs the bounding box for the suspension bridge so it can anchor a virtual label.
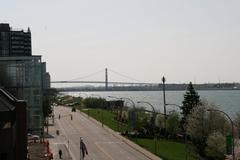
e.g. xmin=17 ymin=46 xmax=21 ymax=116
xmin=51 ymin=68 xmax=161 ymax=91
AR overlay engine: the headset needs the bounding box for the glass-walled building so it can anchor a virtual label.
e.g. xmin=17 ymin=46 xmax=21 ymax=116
xmin=0 ymin=56 xmax=44 ymax=130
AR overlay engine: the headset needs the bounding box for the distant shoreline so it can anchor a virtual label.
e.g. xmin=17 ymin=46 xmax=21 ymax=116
xmin=58 ymin=88 xmax=240 ymax=92
xmin=55 ymin=82 xmax=240 ymax=92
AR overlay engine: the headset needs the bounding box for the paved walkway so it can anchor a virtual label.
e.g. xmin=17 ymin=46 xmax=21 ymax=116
xmin=47 ymin=106 xmax=161 ymax=160
xmin=52 ymin=143 xmax=72 ymax=160
xmin=47 ymin=118 xmax=72 ymax=160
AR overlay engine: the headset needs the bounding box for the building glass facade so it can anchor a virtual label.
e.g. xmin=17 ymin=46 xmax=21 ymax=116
xmin=0 ymin=56 xmax=44 ymax=130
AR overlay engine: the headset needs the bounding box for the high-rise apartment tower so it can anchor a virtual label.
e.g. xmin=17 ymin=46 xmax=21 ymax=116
xmin=0 ymin=23 xmax=31 ymax=56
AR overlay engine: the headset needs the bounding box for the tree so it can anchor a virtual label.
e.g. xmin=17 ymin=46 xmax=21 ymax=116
xmin=186 ymin=104 xmax=230 ymax=156
xmin=205 ymin=131 xmax=226 ymax=160
xmin=155 ymin=114 xmax=165 ymax=136
xmin=43 ymin=88 xmax=59 ymax=117
xmin=181 ymin=82 xmax=201 ymax=123
xmin=134 ymin=108 xmax=148 ymax=132
xmin=186 ymin=105 xmax=208 ymax=154
xmin=155 ymin=114 xmax=164 ymax=129
xmin=83 ymin=97 xmax=106 ymax=108
xmin=234 ymin=112 xmax=240 ymax=138
xmin=166 ymin=111 xmax=180 ymax=137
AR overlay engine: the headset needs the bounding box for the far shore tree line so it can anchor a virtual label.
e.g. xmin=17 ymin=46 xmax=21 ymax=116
xmin=50 ymin=82 xmax=240 ymax=160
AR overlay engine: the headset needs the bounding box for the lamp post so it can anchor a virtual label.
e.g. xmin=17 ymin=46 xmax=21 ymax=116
xmin=137 ymin=101 xmax=156 ymax=113
xmin=108 ymin=96 xmax=122 ymax=132
xmin=137 ymin=101 xmax=156 ymax=130
xmin=162 ymin=76 xmax=166 ymax=130
xmin=165 ymin=103 xmax=182 ymax=112
xmin=109 ymin=96 xmax=136 ymax=131
xmin=166 ymin=103 xmax=187 ymax=160
xmin=52 ymin=104 xmax=55 ymax=124
xmin=137 ymin=101 xmax=157 ymax=153
xmin=120 ymin=97 xmax=136 ymax=110
xmin=207 ymin=108 xmax=235 ymax=160
xmin=121 ymin=97 xmax=136 ymax=130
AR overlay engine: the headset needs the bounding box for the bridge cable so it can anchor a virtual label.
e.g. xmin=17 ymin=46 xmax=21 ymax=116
xmin=108 ymin=69 xmax=143 ymax=83
xmin=67 ymin=68 xmax=105 ymax=81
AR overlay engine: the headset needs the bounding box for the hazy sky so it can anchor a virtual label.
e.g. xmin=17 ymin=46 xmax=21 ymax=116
xmin=1 ymin=0 xmax=240 ymax=83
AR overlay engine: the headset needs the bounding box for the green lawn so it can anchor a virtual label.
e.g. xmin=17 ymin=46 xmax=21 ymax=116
xmin=81 ymin=108 xmax=129 ymax=132
xmin=80 ymin=108 xmax=197 ymax=160
xmin=130 ymin=138 xmax=197 ymax=160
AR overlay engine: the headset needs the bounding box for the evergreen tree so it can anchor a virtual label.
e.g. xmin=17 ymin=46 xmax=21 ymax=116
xmin=181 ymin=82 xmax=201 ymax=122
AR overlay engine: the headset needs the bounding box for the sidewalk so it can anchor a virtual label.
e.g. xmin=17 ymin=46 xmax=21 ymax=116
xmin=77 ymin=109 xmax=161 ymax=160
xmin=48 ymin=107 xmax=161 ymax=160
xmin=52 ymin=144 xmax=72 ymax=160
xmin=28 ymin=142 xmax=48 ymax=160
xmin=47 ymin=120 xmax=72 ymax=160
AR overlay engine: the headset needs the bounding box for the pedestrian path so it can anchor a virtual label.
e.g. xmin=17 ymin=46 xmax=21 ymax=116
xmin=78 ymin=109 xmax=161 ymax=160
xmin=52 ymin=143 xmax=72 ymax=160
xmin=48 ymin=106 xmax=161 ymax=160
xmin=47 ymin=118 xmax=73 ymax=160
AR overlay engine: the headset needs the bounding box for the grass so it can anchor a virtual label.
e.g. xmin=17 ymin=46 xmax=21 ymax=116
xmin=81 ymin=108 xmax=129 ymax=132
xmin=130 ymin=138 xmax=197 ymax=160
xmin=80 ymin=107 xmax=197 ymax=160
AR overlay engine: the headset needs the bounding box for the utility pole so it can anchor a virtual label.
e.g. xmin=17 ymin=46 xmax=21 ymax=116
xmin=105 ymin=68 xmax=108 ymax=91
xmin=47 ymin=117 xmax=49 ymax=134
xmin=162 ymin=76 xmax=166 ymax=130
xmin=137 ymin=101 xmax=157 ymax=153
xmin=207 ymin=108 xmax=235 ymax=160
xmin=80 ymin=137 xmax=82 ymax=160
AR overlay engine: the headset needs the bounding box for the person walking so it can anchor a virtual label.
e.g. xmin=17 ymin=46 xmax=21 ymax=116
xmin=58 ymin=149 xmax=62 ymax=159
xmin=80 ymin=138 xmax=88 ymax=160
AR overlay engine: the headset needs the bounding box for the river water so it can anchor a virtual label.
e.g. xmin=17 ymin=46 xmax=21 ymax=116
xmin=64 ymin=90 xmax=240 ymax=118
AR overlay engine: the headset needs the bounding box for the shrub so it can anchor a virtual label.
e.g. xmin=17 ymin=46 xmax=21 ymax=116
xmin=83 ymin=97 xmax=106 ymax=108
xmin=166 ymin=111 xmax=180 ymax=137
xmin=205 ymin=131 xmax=226 ymax=160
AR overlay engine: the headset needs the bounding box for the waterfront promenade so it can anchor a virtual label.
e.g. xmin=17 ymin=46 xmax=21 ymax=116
xmin=48 ymin=106 xmax=160 ymax=160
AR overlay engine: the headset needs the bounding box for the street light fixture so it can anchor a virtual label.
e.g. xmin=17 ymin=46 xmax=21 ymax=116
xmin=165 ymin=103 xmax=188 ymax=160
xmin=121 ymin=97 xmax=136 ymax=130
xmin=162 ymin=76 xmax=167 ymax=130
xmin=165 ymin=103 xmax=182 ymax=112
xmin=137 ymin=101 xmax=156 ymax=125
xmin=137 ymin=101 xmax=156 ymax=114
xmin=207 ymin=108 xmax=235 ymax=160
xmin=109 ymin=96 xmax=136 ymax=131
xmin=120 ymin=97 xmax=136 ymax=110
xmin=108 ymin=96 xmax=136 ymax=111
xmin=108 ymin=96 xmax=122 ymax=132
xmin=137 ymin=101 xmax=157 ymax=153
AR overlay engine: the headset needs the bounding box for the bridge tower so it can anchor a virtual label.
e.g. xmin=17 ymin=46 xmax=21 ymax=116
xmin=105 ymin=68 xmax=108 ymax=90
